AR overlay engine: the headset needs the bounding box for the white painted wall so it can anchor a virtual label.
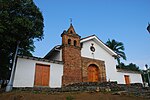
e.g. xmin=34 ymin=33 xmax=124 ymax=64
xmin=81 ymin=39 xmax=143 ymax=84
xmin=51 ymin=52 xmax=60 ymax=61
xmin=116 ymin=72 xmax=143 ymax=84
xmin=50 ymin=63 xmax=63 ymax=87
xmin=59 ymin=49 xmax=62 ymax=61
xmin=81 ymin=39 xmax=118 ymax=82
xmin=49 ymin=50 xmax=62 ymax=61
xmin=13 ymin=57 xmax=63 ymax=88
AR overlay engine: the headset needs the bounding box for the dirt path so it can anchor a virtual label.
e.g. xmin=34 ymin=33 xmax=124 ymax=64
xmin=0 ymin=91 xmax=148 ymax=100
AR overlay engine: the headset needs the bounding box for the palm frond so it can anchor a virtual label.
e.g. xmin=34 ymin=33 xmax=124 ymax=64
xmin=105 ymin=39 xmax=126 ymax=64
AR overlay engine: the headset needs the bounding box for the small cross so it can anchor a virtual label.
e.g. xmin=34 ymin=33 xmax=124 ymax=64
xmin=70 ymin=18 xmax=72 ymax=24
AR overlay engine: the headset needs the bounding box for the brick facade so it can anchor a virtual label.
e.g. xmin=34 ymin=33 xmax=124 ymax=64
xmin=61 ymin=24 xmax=82 ymax=85
xmin=61 ymin=24 xmax=106 ymax=85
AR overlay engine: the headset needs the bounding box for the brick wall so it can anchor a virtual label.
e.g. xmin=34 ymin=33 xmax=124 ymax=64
xmin=61 ymin=25 xmax=82 ymax=86
xmin=61 ymin=24 xmax=106 ymax=86
xmin=62 ymin=46 xmax=82 ymax=85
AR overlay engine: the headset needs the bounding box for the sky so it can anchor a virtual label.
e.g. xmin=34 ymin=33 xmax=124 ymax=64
xmin=33 ymin=0 xmax=150 ymax=70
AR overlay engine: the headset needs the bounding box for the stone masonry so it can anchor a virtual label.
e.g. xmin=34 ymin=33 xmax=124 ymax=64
xmin=61 ymin=24 xmax=82 ymax=85
xmin=81 ymin=57 xmax=106 ymax=82
xmin=61 ymin=24 xmax=106 ymax=86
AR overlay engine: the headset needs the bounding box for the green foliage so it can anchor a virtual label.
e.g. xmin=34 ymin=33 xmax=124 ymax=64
xmin=116 ymin=62 xmax=140 ymax=71
xmin=0 ymin=0 xmax=44 ymax=53
xmin=66 ymin=95 xmax=74 ymax=100
xmin=0 ymin=0 xmax=44 ymax=83
xmin=142 ymin=71 xmax=150 ymax=85
xmin=106 ymin=39 xmax=126 ymax=65
xmin=106 ymin=39 xmax=141 ymax=72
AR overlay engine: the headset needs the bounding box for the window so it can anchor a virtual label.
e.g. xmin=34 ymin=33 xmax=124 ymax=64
xmin=68 ymin=39 xmax=71 ymax=45
xmin=70 ymin=30 xmax=73 ymax=34
xmin=74 ymin=40 xmax=77 ymax=46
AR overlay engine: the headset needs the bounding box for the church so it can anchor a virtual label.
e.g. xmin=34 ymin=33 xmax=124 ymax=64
xmin=13 ymin=24 xmax=143 ymax=88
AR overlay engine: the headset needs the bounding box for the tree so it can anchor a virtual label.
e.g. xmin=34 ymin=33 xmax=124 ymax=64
xmin=0 ymin=0 xmax=44 ymax=86
xmin=106 ymin=39 xmax=126 ymax=65
xmin=116 ymin=62 xmax=140 ymax=71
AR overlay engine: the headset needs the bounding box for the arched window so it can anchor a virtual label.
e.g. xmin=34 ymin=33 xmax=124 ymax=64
xmin=70 ymin=30 xmax=73 ymax=34
xmin=74 ymin=40 xmax=77 ymax=46
xmin=68 ymin=39 xmax=71 ymax=45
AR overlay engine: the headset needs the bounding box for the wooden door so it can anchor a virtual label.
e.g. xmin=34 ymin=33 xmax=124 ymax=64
xmin=124 ymin=75 xmax=130 ymax=84
xmin=34 ymin=64 xmax=50 ymax=86
xmin=88 ymin=65 xmax=99 ymax=82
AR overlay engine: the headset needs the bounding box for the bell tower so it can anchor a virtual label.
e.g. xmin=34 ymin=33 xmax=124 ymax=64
xmin=61 ymin=24 xmax=82 ymax=85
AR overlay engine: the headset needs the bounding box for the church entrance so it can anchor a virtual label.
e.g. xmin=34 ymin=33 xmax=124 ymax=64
xmin=88 ymin=64 xmax=99 ymax=82
xmin=34 ymin=64 xmax=50 ymax=86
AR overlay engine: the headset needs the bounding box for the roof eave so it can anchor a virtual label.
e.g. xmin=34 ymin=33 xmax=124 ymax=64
xmin=44 ymin=45 xmax=61 ymax=59
xmin=80 ymin=35 xmax=118 ymax=56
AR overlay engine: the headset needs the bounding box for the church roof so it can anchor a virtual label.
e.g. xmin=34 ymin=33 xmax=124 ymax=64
xmin=81 ymin=35 xmax=118 ymax=56
xmin=18 ymin=55 xmax=63 ymax=64
xmin=117 ymin=68 xmax=141 ymax=74
xmin=61 ymin=24 xmax=81 ymax=38
xmin=44 ymin=24 xmax=118 ymax=59
xmin=67 ymin=23 xmax=76 ymax=34
xmin=44 ymin=45 xmax=61 ymax=59
xmin=44 ymin=34 xmax=118 ymax=59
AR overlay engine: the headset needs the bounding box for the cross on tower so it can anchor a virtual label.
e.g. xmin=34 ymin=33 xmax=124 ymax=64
xmin=70 ymin=18 xmax=72 ymax=24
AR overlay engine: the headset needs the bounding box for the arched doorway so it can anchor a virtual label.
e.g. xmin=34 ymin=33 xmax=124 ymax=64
xmin=88 ymin=64 xmax=99 ymax=82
